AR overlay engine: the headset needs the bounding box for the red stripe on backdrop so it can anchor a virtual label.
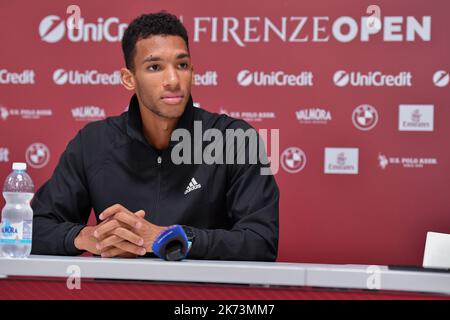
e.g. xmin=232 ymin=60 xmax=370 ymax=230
xmin=0 ymin=278 xmax=449 ymax=300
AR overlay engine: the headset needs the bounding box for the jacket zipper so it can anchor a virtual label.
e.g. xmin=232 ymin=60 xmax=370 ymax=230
xmin=154 ymin=153 xmax=162 ymax=213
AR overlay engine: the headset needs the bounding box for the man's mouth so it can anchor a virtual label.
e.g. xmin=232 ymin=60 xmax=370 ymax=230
xmin=161 ymin=94 xmax=184 ymax=105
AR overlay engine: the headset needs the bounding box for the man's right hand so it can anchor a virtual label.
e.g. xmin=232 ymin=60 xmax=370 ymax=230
xmin=74 ymin=210 xmax=146 ymax=257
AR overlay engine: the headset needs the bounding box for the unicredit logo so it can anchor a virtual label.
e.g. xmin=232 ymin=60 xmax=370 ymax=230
xmin=237 ymin=70 xmax=313 ymax=87
xmin=39 ymin=15 xmax=65 ymax=43
xmin=39 ymin=15 xmax=128 ymax=43
xmin=0 ymin=69 xmax=35 ymax=85
xmin=333 ymin=70 xmax=412 ymax=87
xmin=433 ymin=70 xmax=449 ymax=87
xmin=194 ymin=71 xmax=218 ymax=86
xmin=53 ymin=69 xmax=121 ymax=85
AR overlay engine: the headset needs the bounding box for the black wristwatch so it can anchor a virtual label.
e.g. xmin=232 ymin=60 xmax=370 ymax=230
xmin=182 ymin=225 xmax=196 ymax=244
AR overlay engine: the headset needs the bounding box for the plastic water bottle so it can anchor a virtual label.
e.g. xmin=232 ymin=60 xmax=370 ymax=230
xmin=0 ymin=162 xmax=34 ymax=258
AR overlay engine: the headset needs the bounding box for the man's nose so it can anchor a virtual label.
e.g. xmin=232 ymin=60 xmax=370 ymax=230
xmin=163 ymin=66 xmax=180 ymax=89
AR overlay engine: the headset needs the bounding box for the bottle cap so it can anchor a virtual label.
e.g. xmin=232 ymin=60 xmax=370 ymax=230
xmin=12 ymin=162 xmax=27 ymax=171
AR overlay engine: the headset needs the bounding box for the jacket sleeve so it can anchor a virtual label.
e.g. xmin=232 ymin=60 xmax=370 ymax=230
xmin=31 ymin=131 xmax=91 ymax=256
xmin=186 ymin=122 xmax=279 ymax=261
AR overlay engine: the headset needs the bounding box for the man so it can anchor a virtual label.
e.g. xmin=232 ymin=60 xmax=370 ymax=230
xmin=31 ymin=12 xmax=279 ymax=261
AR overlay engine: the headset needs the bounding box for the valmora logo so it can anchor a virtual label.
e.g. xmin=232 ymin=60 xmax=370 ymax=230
xmin=333 ymin=70 xmax=412 ymax=87
xmin=237 ymin=70 xmax=313 ymax=87
xmin=398 ymin=104 xmax=434 ymax=132
xmin=296 ymin=108 xmax=332 ymax=124
xmin=324 ymin=148 xmax=359 ymax=174
xmin=39 ymin=15 xmax=128 ymax=43
xmin=72 ymin=106 xmax=106 ymax=121
xmin=53 ymin=69 xmax=121 ymax=85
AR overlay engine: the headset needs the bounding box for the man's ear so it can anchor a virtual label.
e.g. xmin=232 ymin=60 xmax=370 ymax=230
xmin=120 ymin=68 xmax=135 ymax=91
xmin=191 ymin=64 xmax=195 ymax=84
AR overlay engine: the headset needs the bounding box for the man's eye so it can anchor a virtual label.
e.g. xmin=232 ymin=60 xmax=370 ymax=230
xmin=179 ymin=63 xmax=189 ymax=69
xmin=148 ymin=64 xmax=160 ymax=71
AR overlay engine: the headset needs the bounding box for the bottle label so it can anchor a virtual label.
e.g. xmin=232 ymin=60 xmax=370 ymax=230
xmin=23 ymin=220 xmax=32 ymax=241
xmin=0 ymin=220 xmax=31 ymax=245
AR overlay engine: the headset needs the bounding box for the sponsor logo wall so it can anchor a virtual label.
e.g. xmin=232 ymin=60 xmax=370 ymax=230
xmin=0 ymin=0 xmax=449 ymax=267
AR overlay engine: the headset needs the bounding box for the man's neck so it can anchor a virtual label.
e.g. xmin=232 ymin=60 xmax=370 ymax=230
xmin=139 ymin=105 xmax=178 ymax=150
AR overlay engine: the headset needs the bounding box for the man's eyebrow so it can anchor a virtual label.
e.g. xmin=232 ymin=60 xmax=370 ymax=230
xmin=176 ymin=53 xmax=190 ymax=59
xmin=142 ymin=53 xmax=190 ymax=64
xmin=142 ymin=56 xmax=161 ymax=64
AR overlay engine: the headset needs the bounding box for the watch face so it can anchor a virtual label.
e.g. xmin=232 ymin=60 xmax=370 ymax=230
xmin=183 ymin=226 xmax=195 ymax=241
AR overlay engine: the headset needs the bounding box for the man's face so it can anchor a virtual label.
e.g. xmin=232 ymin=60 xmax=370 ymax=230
xmin=131 ymin=35 xmax=193 ymax=119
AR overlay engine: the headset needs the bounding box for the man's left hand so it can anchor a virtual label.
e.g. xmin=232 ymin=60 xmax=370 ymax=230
xmin=95 ymin=208 xmax=167 ymax=257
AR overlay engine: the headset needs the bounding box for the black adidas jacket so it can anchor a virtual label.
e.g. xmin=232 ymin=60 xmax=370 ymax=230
xmin=31 ymin=94 xmax=279 ymax=261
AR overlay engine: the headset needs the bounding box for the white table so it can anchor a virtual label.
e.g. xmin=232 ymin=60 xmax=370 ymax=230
xmin=0 ymin=255 xmax=449 ymax=295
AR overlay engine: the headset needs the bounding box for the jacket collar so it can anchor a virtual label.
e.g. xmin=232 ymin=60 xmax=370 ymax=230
xmin=126 ymin=94 xmax=195 ymax=149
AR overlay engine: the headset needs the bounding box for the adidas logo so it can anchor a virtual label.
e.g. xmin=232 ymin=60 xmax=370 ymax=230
xmin=184 ymin=178 xmax=202 ymax=195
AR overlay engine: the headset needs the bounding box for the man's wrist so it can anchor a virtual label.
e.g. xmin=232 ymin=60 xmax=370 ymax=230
xmin=146 ymin=225 xmax=167 ymax=253
xmin=74 ymin=233 xmax=84 ymax=251
xmin=74 ymin=226 xmax=90 ymax=251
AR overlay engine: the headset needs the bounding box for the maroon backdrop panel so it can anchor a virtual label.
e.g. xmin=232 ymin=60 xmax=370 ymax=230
xmin=0 ymin=0 xmax=449 ymax=266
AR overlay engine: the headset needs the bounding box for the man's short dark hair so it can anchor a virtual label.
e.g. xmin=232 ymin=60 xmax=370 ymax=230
xmin=122 ymin=11 xmax=189 ymax=71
